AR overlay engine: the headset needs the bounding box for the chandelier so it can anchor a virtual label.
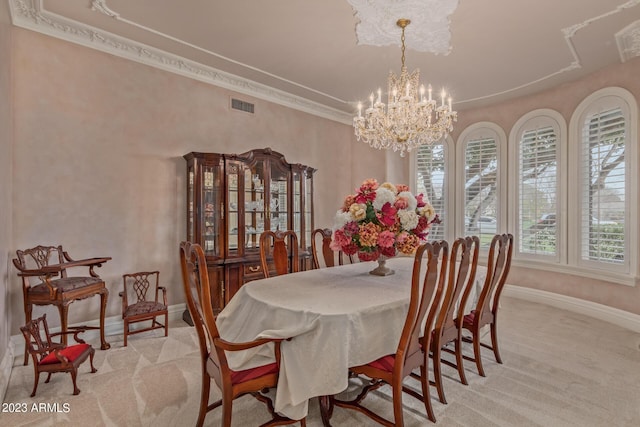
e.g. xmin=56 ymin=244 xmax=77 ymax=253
xmin=353 ymin=19 xmax=457 ymax=157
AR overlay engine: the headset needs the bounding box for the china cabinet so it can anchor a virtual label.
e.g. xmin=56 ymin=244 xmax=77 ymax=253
xmin=184 ymin=148 xmax=316 ymax=314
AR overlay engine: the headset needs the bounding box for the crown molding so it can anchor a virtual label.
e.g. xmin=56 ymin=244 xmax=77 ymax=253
xmin=8 ymin=0 xmax=353 ymax=125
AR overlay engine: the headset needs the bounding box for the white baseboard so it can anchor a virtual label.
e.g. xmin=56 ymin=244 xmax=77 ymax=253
xmin=504 ymin=285 xmax=640 ymax=333
xmin=9 ymin=303 xmax=187 ymax=359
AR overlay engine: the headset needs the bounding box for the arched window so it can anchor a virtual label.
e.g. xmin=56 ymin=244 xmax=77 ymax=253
xmin=457 ymin=123 xmax=507 ymax=248
xmin=413 ymin=136 xmax=454 ymax=241
xmin=568 ymin=87 xmax=638 ymax=279
xmin=509 ymin=110 xmax=566 ymax=263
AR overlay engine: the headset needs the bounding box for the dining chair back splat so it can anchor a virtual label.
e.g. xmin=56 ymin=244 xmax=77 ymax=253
xmin=311 ymin=228 xmax=355 ymax=269
xmin=179 ymin=241 xmax=305 ymax=427
xmin=332 ymin=240 xmax=449 ymax=426
xmin=429 ymin=235 xmax=479 ymax=405
xmin=459 ymin=233 xmax=513 ymax=377
xmin=259 ymin=230 xmax=299 ymax=278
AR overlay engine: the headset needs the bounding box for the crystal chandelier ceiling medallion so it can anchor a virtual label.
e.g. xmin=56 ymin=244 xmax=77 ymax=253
xmin=353 ymin=19 xmax=457 ymax=157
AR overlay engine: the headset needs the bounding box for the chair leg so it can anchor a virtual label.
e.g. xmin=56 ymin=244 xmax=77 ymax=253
xmin=99 ymin=290 xmax=110 ymax=350
xmin=455 ymin=332 xmax=468 ymax=385
xmin=221 ymin=392 xmax=233 ymax=427
xmin=490 ymin=320 xmax=502 ymax=364
xmin=391 ymin=380 xmax=404 ymax=427
xmin=23 ymin=305 xmax=33 ymax=366
xmin=70 ymin=368 xmax=80 ymax=395
xmin=58 ymin=303 xmax=70 ymax=347
xmin=472 ymin=329 xmax=485 ymax=377
xmin=30 ymin=370 xmax=40 ymax=397
xmin=123 ymin=320 xmax=128 ymax=347
xmin=89 ymin=348 xmax=97 ymax=373
xmin=432 ymin=342 xmax=447 ymax=404
xmin=420 ymin=362 xmax=436 ymax=423
xmin=196 ymin=376 xmax=211 ymax=427
xmin=165 ymin=312 xmax=169 ymax=337
xmin=45 ymin=372 xmax=52 ymax=383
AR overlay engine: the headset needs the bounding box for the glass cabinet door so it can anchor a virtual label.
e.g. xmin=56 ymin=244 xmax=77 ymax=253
xmin=292 ymin=170 xmax=302 ymax=242
xmin=187 ymin=165 xmax=195 ymax=242
xmin=201 ymin=164 xmax=222 ymax=257
xmin=270 ymin=164 xmax=289 ymax=234
xmin=244 ymin=162 xmax=266 ymax=250
xmin=227 ymin=163 xmax=240 ymax=256
xmin=304 ymin=169 xmax=314 ymax=250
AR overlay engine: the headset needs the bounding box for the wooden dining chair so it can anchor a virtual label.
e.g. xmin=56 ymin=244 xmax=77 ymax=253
xmin=428 ymin=235 xmax=479 ymax=405
xmin=20 ymin=314 xmax=97 ymax=397
xmin=259 ymin=230 xmax=299 ymax=278
xmin=459 ymin=233 xmax=513 ymax=377
xmin=179 ymin=241 xmax=305 ymax=427
xmin=311 ymin=228 xmax=355 ymax=269
xmin=332 ymin=240 xmax=449 ymax=426
xmin=120 ymin=271 xmax=168 ymax=347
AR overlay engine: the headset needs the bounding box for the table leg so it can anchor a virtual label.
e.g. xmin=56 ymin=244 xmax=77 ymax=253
xmin=318 ymin=395 xmax=334 ymax=427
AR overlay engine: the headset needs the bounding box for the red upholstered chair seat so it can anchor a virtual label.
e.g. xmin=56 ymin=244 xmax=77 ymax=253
xmin=40 ymin=343 xmax=91 ymax=365
xmin=230 ymin=362 xmax=279 ymax=385
xmin=367 ymin=354 xmax=396 ymax=372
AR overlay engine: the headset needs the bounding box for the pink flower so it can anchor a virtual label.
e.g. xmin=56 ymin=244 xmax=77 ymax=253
xmin=359 ymin=179 xmax=379 ymax=193
xmin=377 ymin=230 xmax=396 ymax=248
xmin=394 ymin=196 xmax=409 ymax=210
xmin=342 ymin=242 xmax=359 ymax=255
xmin=380 ymin=246 xmax=397 ymax=258
xmin=344 ymin=221 xmax=359 ymax=236
xmin=377 ymin=202 xmax=397 ymax=227
xmin=415 ymin=193 xmax=427 ymax=208
xmin=332 ymin=229 xmax=351 ymax=248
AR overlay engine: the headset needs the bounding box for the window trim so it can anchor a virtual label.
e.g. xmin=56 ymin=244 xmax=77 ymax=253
xmin=508 ymin=109 xmax=567 ymax=264
xmin=456 ymin=122 xmax=508 ymax=245
xmin=568 ymin=87 xmax=638 ymax=282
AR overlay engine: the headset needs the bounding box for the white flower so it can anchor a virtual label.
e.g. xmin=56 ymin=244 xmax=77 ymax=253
xmin=333 ymin=210 xmax=353 ymax=229
xmin=398 ymin=210 xmax=419 ymax=230
xmin=419 ymin=205 xmax=437 ymax=222
xmin=398 ymin=191 xmax=417 ymax=211
xmin=373 ymin=187 xmax=396 ymax=210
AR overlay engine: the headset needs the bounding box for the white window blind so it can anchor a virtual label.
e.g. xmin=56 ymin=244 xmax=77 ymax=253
xmin=416 ymin=143 xmax=446 ymax=241
xmin=518 ymin=126 xmax=558 ymax=257
xmin=580 ymin=107 xmax=626 ymax=264
xmin=464 ymin=137 xmax=498 ymax=247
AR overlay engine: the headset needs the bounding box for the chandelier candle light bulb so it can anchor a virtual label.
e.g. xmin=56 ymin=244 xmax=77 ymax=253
xmin=353 ymin=18 xmax=457 ymax=156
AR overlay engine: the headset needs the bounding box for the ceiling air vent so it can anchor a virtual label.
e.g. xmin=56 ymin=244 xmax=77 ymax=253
xmin=231 ymin=98 xmax=255 ymax=114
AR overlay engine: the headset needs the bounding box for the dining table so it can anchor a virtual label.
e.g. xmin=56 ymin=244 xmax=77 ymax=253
xmin=215 ymin=255 xmax=485 ymax=423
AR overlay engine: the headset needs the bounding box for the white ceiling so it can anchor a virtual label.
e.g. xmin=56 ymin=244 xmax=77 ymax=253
xmin=9 ymin=0 xmax=640 ymax=122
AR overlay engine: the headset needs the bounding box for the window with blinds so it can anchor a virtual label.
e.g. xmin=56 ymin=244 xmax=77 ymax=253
xmin=518 ymin=125 xmax=558 ymax=257
xmin=580 ymin=107 xmax=626 ymax=264
xmin=415 ymin=143 xmax=446 ymax=241
xmin=464 ymin=136 xmax=498 ymax=247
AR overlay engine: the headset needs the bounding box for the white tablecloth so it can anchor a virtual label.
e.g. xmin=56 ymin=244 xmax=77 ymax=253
xmin=216 ymin=257 xmax=484 ymax=420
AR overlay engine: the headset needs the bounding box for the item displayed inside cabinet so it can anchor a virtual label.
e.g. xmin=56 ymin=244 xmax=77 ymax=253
xmin=184 ymin=148 xmax=316 ymax=313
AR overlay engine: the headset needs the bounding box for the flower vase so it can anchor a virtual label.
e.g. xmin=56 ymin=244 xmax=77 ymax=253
xmin=369 ymin=256 xmax=395 ymax=276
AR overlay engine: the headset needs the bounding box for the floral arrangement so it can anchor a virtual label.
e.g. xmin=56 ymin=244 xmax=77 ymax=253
xmin=331 ymin=178 xmax=439 ymax=261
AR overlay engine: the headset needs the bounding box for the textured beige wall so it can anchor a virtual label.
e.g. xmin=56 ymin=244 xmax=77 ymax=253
xmin=9 ymin=28 xmax=391 ymax=335
xmin=451 ymin=57 xmax=640 ymax=315
xmin=0 ymin=0 xmax=13 ymax=373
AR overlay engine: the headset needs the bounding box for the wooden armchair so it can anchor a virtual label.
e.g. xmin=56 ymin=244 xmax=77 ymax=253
xmin=259 ymin=230 xmax=299 ymax=278
xmin=13 ymin=245 xmax=111 ymax=365
xmin=120 ymin=271 xmax=168 ymax=346
xmin=20 ymin=314 xmax=97 ymax=397
xmin=179 ymin=241 xmax=305 ymax=427
xmin=332 ymin=241 xmax=449 ymax=425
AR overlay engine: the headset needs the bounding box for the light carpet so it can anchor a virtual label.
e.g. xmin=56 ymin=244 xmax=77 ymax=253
xmin=2 ymin=297 xmax=640 ymax=426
